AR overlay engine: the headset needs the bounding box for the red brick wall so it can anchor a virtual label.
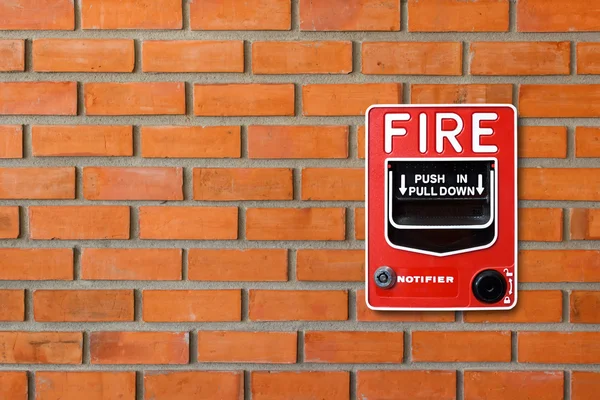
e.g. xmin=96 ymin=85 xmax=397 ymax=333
xmin=0 ymin=0 xmax=599 ymax=399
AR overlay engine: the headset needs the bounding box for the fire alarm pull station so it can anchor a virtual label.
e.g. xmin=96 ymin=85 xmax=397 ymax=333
xmin=365 ymin=104 xmax=517 ymax=311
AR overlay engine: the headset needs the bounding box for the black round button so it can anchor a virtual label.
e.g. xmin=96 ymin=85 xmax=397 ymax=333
xmin=472 ymin=270 xmax=507 ymax=304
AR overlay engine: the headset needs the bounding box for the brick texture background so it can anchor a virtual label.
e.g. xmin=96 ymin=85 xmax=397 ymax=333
xmin=0 ymin=0 xmax=599 ymax=399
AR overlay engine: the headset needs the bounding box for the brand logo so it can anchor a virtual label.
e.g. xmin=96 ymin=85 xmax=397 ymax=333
xmin=397 ymin=275 xmax=455 ymax=284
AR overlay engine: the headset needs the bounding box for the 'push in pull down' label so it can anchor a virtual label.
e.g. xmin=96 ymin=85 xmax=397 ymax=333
xmin=393 ymin=160 xmax=492 ymax=200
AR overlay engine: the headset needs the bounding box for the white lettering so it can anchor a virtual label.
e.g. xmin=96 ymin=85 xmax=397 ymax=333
xmin=454 ymin=186 xmax=475 ymax=196
xmin=436 ymin=113 xmax=463 ymax=153
xmin=419 ymin=113 xmax=427 ymax=153
xmin=384 ymin=112 xmax=500 ymax=155
xmin=472 ymin=112 xmax=498 ymax=153
xmin=384 ymin=113 xmax=410 ymax=153
xmin=408 ymin=185 xmax=479 ymax=197
xmin=396 ymin=275 xmax=455 ymax=284
xmin=414 ymin=174 xmax=445 ymax=184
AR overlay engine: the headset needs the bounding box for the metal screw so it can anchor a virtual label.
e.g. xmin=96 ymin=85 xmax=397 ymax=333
xmin=374 ymin=266 xmax=396 ymax=289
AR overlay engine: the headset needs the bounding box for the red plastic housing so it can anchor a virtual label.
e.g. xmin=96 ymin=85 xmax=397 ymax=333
xmin=366 ymin=104 xmax=517 ymax=310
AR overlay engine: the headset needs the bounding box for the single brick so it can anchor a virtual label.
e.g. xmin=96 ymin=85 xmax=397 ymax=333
xmin=0 ymin=248 xmax=73 ymax=280
xmin=33 ymin=290 xmax=134 ymax=322
xmin=32 ymin=125 xmax=132 ymax=157
xmin=85 ymin=82 xmax=185 ymax=115
xmin=246 ymin=208 xmax=345 ymax=240
xmin=577 ymin=43 xmax=600 ymax=74
xmin=302 ymin=83 xmax=401 ymax=116
xmin=81 ymin=0 xmax=182 ymax=29
xmin=520 ymin=250 xmax=600 ymax=283
xmin=141 ymin=126 xmax=241 ymax=158
xmin=363 ymin=42 xmax=462 ymax=75
xmin=465 ymin=371 xmax=564 ymax=400
xmin=0 ymin=206 xmax=19 ymax=239
xmin=248 ymin=125 xmax=348 ymax=159
xmin=358 ymin=126 xmax=365 ymax=158
xmin=29 ymin=206 xmax=130 ymax=240
xmin=570 ymin=291 xmax=600 ymax=323
xmin=520 ymin=168 xmax=600 ymax=200
xmin=355 ymin=208 xmax=365 ymax=240
xmin=0 ymin=82 xmax=77 ymax=115
xmin=519 ymin=126 xmax=567 ymax=158
xmin=193 ymin=168 xmax=293 ymax=200
xmin=90 ymin=331 xmax=189 ymax=365
xmin=517 ymin=0 xmax=600 ymax=32
xmin=190 ymin=0 xmax=291 ymax=30
xmin=299 ymin=0 xmax=400 ymax=31
xmin=0 ymin=0 xmax=74 ymax=30
xmin=518 ymin=332 xmax=600 ymax=363
xmin=305 ymin=331 xmax=404 ymax=363
xmin=143 ymin=290 xmax=241 ymax=322
xmin=357 ymin=371 xmax=456 ymax=400
xmin=81 ymin=248 xmax=182 ymax=281
xmin=519 ymin=208 xmax=563 ymax=242
xmin=0 ymin=40 xmax=24 ymax=71
xmin=302 ymin=168 xmax=364 ymax=200
xmin=464 ymin=291 xmax=563 ymax=323
xmin=0 ymin=125 xmax=22 ymax=158
xmin=188 ymin=249 xmax=288 ymax=281
xmin=36 ymin=372 xmax=135 ymax=400
xmin=576 ymin=127 xmax=600 ymax=157
xmin=572 ymin=371 xmax=600 ymax=400
xmin=519 ymin=85 xmax=600 ymax=117
xmin=470 ymin=42 xmax=570 ymax=75
xmin=0 ymin=332 xmax=82 ymax=364
xmin=197 ymin=331 xmax=297 ymax=363
xmin=356 ymin=290 xmax=455 ymax=322
xmin=144 ymin=371 xmax=243 ymax=400
xmin=0 ymin=290 xmax=25 ymax=321
xmin=296 ymin=249 xmax=364 ymax=281
xmin=412 ymin=331 xmax=511 ymax=362
xmin=408 ymin=0 xmax=509 ymax=32
xmin=194 ymin=84 xmax=294 ymax=116
xmin=0 ymin=372 xmax=27 ymax=400
xmin=249 ymin=290 xmax=348 ymax=321
xmin=83 ymin=167 xmax=183 ymax=201
xmin=139 ymin=207 xmax=238 ymax=240
xmin=33 ymin=39 xmax=134 ymax=72
xmin=143 ymin=40 xmax=244 ymax=73
xmin=571 ymin=209 xmax=600 ymax=240
xmin=253 ymin=41 xmax=352 ymax=74
xmin=252 ymin=371 xmax=349 ymax=400
xmin=0 ymin=168 xmax=75 ymax=199
xmin=411 ymin=84 xmax=513 ymax=104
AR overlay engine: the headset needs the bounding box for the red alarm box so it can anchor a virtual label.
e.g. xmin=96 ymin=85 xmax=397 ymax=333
xmin=365 ymin=104 xmax=517 ymax=310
